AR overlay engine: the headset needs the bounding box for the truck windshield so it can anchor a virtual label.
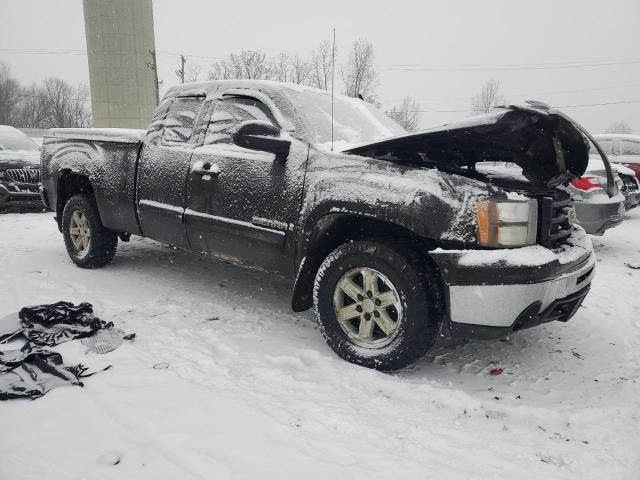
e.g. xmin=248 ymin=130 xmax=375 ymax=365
xmin=285 ymin=88 xmax=406 ymax=151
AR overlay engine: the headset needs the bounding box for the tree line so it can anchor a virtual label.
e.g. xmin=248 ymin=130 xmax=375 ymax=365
xmin=1 ymin=43 xmax=633 ymax=134
xmin=0 ymin=61 xmax=90 ymax=129
xmin=186 ymin=38 xmax=422 ymax=131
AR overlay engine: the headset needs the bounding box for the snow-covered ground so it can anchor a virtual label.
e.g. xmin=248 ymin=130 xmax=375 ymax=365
xmin=0 ymin=211 xmax=639 ymax=480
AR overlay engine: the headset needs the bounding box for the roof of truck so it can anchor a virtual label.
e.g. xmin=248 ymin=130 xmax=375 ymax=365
xmin=164 ymin=79 xmax=333 ymax=99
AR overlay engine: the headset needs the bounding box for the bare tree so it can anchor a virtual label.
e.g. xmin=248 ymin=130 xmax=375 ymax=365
xmin=386 ymin=96 xmax=421 ymax=132
xmin=470 ymin=78 xmax=505 ymax=115
xmin=341 ymin=38 xmax=377 ymax=101
xmin=0 ymin=61 xmax=22 ymax=125
xmin=605 ymin=122 xmax=632 ymax=134
xmin=37 ymin=78 xmax=90 ymax=128
xmin=70 ymin=82 xmax=92 ymax=127
xmin=270 ymin=53 xmax=292 ymax=83
xmin=186 ymin=64 xmax=202 ymax=83
xmin=16 ymin=84 xmax=48 ymax=128
xmin=310 ymin=41 xmax=335 ymax=90
xmin=208 ymin=49 xmax=272 ymax=80
xmin=290 ymin=55 xmax=312 ymax=86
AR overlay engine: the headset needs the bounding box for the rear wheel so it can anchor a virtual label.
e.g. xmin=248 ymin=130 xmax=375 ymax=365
xmin=313 ymin=241 xmax=440 ymax=371
xmin=62 ymin=194 xmax=118 ymax=268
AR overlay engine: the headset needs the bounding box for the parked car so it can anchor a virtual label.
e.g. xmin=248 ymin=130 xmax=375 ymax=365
xmin=616 ymin=163 xmax=640 ymax=210
xmin=0 ymin=125 xmax=42 ymax=210
xmin=593 ymin=133 xmax=640 ymax=181
xmin=41 ymin=81 xmax=596 ymax=370
xmin=563 ymin=156 xmax=625 ymax=235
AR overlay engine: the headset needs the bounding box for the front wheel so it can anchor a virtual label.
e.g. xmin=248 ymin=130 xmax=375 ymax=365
xmin=313 ymin=241 xmax=441 ymax=371
xmin=62 ymin=194 xmax=118 ymax=268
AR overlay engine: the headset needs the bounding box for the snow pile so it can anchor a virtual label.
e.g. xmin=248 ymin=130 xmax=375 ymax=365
xmin=0 ymin=211 xmax=638 ymax=479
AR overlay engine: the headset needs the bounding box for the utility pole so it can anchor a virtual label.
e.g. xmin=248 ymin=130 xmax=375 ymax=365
xmin=175 ymin=54 xmax=186 ymax=84
xmin=146 ymin=49 xmax=160 ymax=105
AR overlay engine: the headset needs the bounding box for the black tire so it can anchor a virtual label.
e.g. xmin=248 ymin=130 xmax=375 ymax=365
xmin=313 ymin=240 xmax=441 ymax=371
xmin=61 ymin=194 xmax=118 ymax=268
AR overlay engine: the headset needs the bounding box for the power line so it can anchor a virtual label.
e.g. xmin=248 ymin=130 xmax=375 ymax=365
xmin=157 ymin=51 xmax=223 ymax=61
xmin=555 ymin=99 xmax=640 ymax=108
xmin=380 ymin=58 xmax=640 ymax=69
xmin=0 ymin=48 xmax=224 ymax=61
xmin=0 ymin=48 xmax=86 ymax=56
xmin=386 ymin=82 xmax=640 ymax=105
xmin=3 ymin=48 xmax=640 ymax=71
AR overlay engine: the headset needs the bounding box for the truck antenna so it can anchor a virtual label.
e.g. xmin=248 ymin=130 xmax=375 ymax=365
xmin=331 ymin=28 xmax=336 ymax=152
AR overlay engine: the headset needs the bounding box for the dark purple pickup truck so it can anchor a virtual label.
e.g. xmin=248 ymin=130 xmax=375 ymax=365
xmin=41 ymin=80 xmax=596 ymax=370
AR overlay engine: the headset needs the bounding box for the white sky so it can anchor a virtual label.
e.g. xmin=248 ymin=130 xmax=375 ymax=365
xmin=1 ymin=0 xmax=639 ymax=132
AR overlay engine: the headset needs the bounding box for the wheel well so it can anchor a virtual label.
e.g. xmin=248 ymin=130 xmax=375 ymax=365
xmin=56 ymin=172 xmax=94 ymax=230
xmin=291 ymin=214 xmax=442 ymax=312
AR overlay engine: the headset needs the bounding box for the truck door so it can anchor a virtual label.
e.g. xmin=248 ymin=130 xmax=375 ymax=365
xmin=184 ymin=95 xmax=308 ymax=274
xmin=137 ymin=95 xmax=207 ymax=248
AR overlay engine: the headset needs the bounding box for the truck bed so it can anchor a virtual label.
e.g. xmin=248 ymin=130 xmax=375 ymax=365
xmin=41 ymin=128 xmax=144 ymax=236
xmin=49 ymin=128 xmax=146 ymax=144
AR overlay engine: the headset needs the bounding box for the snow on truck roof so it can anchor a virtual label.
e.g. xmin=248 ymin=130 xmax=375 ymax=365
xmin=164 ymin=79 xmax=335 ymax=99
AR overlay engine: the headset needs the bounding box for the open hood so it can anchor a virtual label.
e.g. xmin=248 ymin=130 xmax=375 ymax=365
xmin=343 ymin=104 xmax=589 ymax=189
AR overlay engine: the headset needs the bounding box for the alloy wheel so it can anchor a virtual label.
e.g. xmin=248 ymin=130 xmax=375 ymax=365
xmin=332 ymin=267 xmax=403 ymax=348
xmin=69 ymin=209 xmax=91 ymax=257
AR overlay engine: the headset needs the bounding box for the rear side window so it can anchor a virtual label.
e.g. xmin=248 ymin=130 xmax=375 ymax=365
xmin=162 ymin=96 xmax=205 ymax=144
xmin=591 ymin=139 xmax=613 ymax=155
xmin=621 ymin=140 xmax=640 ymax=155
xmin=205 ymin=97 xmax=277 ymax=145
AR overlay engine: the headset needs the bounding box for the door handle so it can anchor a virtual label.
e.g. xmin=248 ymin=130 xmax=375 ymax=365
xmin=192 ymin=162 xmax=221 ymax=179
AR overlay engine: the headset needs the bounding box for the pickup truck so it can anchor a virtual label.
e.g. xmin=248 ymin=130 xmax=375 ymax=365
xmin=41 ymin=80 xmax=597 ymax=370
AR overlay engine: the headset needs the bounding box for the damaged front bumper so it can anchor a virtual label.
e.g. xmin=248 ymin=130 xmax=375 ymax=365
xmin=624 ymin=191 xmax=640 ymax=210
xmin=430 ymin=230 xmax=595 ymax=339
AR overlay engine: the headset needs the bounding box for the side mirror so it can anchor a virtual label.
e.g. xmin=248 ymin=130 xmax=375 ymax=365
xmin=233 ymin=120 xmax=291 ymax=160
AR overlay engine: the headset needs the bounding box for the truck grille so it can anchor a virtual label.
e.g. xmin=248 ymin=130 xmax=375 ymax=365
xmin=5 ymin=168 xmax=40 ymax=184
xmin=537 ymin=191 xmax=574 ymax=249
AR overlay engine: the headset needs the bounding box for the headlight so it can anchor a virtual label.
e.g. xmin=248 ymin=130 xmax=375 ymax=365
xmin=476 ymin=198 xmax=538 ymax=247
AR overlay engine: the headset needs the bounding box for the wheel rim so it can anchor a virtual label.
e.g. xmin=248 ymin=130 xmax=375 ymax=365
xmin=69 ymin=209 xmax=91 ymax=257
xmin=332 ymin=267 xmax=403 ymax=349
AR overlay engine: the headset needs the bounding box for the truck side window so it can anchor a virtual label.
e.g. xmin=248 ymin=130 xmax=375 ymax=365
xmin=162 ymin=96 xmax=205 ymax=144
xmin=620 ymin=140 xmax=640 ymax=155
xmin=205 ymin=97 xmax=277 ymax=145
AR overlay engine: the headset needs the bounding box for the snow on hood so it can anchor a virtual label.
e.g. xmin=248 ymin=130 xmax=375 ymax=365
xmin=435 ymin=225 xmax=593 ymax=267
xmin=588 ymin=157 xmax=635 ymax=177
xmin=0 ymin=149 xmax=40 ymax=167
xmin=614 ymin=163 xmax=637 ymax=176
xmin=343 ymin=105 xmax=590 ymax=190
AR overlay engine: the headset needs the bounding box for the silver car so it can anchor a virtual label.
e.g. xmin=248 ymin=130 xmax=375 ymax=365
xmin=562 ymin=149 xmax=625 ymax=235
xmin=594 ymin=134 xmax=640 ymax=206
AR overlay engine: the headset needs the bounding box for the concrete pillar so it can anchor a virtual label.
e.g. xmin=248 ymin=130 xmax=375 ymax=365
xmin=82 ymin=0 xmax=158 ymax=128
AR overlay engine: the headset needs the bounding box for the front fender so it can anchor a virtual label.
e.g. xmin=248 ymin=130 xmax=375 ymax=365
xmin=290 ymin=150 xmax=499 ymax=311
xmin=298 ymin=150 xmax=497 ymax=255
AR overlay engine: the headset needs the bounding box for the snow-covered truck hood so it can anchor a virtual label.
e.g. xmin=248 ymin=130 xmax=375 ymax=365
xmin=342 ymin=105 xmax=589 ymax=190
xmin=0 ymin=149 xmax=41 ymax=167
